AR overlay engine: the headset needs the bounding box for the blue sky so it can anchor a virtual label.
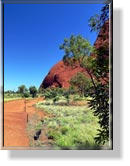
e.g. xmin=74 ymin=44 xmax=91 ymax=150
xmin=4 ymin=4 xmax=103 ymax=91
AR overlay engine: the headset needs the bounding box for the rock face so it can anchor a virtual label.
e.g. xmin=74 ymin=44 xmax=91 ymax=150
xmin=40 ymin=21 xmax=109 ymax=89
xmin=94 ymin=20 xmax=109 ymax=56
xmin=40 ymin=61 xmax=90 ymax=89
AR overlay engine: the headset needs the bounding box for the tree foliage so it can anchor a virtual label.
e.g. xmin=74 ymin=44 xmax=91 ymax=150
xmin=89 ymin=84 xmax=109 ymax=144
xmin=60 ymin=35 xmax=96 ymax=90
xmin=43 ymin=88 xmax=62 ymax=104
xmin=70 ymin=72 xmax=92 ymax=97
xmin=60 ymin=35 xmax=94 ymax=66
xmin=60 ymin=15 xmax=110 ymax=145
xmin=29 ymin=86 xmax=37 ymax=98
xmin=23 ymin=91 xmax=30 ymax=98
xmin=88 ymin=4 xmax=110 ymax=145
xmin=18 ymin=85 xmax=27 ymax=94
xmin=88 ymin=4 xmax=109 ymax=32
xmin=43 ymin=87 xmax=74 ymax=105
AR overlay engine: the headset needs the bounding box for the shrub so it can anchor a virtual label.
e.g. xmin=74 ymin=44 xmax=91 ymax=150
xmin=23 ymin=92 xmax=30 ymax=98
xmin=70 ymin=72 xmax=93 ymax=97
xmin=29 ymin=86 xmax=37 ymax=98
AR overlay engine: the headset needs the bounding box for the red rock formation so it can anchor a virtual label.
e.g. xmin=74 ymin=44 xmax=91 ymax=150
xmin=40 ymin=21 xmax=109 ymax=89
xmin=94 ymin=20 xmax=109 ymax=49
xmin=40 ymin=61 xmax=90 ymax=89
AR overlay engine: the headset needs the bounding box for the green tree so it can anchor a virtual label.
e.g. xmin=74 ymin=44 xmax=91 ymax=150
xmin=70 ymin=72 xmax=92 ymax=97
xmin=18 ymin=85 xmax=27 ymax=94
xmin=60 ymin=35 xmax=94 ymax=66
xmin=59 ymin=35 xmax=96 ymax=88
xmin=60 ymin=31 xmax=109 ymax=145
xmin=29 ymin=86 xmax=37 ymax=98
xmin=88 ymin=4 xmax=109 ymax=32
xmin=89 ymin=83 xmax=109 ymax=144
xmin=88 ymin=4 xmax=110 ymax=145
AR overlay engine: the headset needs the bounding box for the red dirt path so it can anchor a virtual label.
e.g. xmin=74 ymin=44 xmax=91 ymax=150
xmin=4 ymin=98 xmax=44 ymax=147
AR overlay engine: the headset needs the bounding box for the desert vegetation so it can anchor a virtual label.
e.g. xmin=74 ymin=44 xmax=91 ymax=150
xmin=28 ymin=4 xmax=111 ymax=149
xmin=4 ymin=4 xmax=111 ymax=149
xmin=35 ymin=98 xmax=100 ymax=149
xmin=4 ymin=85 xmax=39 ymax=102
xmin=26 ymin=86 xmax=100 ymax=149
xmin=59 ymin=4 xmax=110 ymax=145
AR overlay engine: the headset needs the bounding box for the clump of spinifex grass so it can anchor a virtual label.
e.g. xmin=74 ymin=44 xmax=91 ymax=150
xmin=36 ymin=99 xmax=101 ymax=149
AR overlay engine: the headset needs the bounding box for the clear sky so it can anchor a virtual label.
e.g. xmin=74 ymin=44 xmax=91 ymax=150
xmin=4 ymin=3 xmax=103 ymax=91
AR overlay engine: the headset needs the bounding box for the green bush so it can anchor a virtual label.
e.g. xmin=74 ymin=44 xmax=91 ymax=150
xmin=29 ymin=86 xmax=37 ymax=98
xmin=23 ymin=92 xmax=30 ymax=98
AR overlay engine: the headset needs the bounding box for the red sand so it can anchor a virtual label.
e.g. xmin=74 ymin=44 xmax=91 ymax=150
xmin=4 ymin=98 xmax=44 ymax=147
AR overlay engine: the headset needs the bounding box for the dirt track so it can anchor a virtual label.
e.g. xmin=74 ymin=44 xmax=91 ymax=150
xmin=4 ymin=98 xmax=44 ymax=147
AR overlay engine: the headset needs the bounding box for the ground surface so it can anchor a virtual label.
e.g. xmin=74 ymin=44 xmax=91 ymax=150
xmin=4 ymin=98 xmax=44 ymax=147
